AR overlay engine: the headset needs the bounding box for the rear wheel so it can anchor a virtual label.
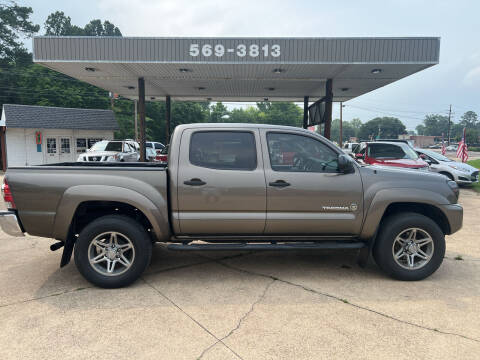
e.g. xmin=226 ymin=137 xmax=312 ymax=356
xmin=74 ymin=215 xmax=152 ymax=288
xmin=373 ymin=212 xmax=445 ymax=281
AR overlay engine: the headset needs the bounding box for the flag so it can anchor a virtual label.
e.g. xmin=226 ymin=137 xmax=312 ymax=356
xmin=441 ymin=133 xmax=446 ymax=155
xmin=456 ymin=128 xmax=469 ymax=163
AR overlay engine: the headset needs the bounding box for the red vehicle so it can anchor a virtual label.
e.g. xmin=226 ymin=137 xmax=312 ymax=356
xmin=354 ymin=142 xmax=429 ymax=170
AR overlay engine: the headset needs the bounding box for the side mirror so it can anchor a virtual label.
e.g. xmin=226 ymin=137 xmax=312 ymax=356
xmin=424 ymin=159 xmax=432 ymax=165
xmin=419 ymin=154 xmax=426 ymax=159
xmin=355 ymin=153 xmax=364 ymax=159
xmin=338 ymin=154 xmax=355 ymax=173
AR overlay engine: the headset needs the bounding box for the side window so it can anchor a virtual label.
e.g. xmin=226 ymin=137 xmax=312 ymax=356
xmin=189 ymin=131 xmax=257 ymax=170
xmin=266 ymin=132 xmax=338 ymax=173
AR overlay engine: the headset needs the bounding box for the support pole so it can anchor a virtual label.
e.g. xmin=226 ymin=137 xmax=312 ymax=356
xmin=324 ymin=79 xmax=333 ymax=139
xmin=303 ymin=96 xmax=309 ymax=129
xmin=138 ymin=77 xmax=146 ymax=162
xmin=339 ymin=102 xmax=343 ymax=147
xmin=134 ymin=99 xmax=138 ymax=142
xmin=165 ymin=95 xmax=171 ymax=145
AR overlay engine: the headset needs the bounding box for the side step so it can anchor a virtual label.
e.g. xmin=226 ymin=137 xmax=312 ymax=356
xmin=167 ymin=241 xmax=366 ymax=251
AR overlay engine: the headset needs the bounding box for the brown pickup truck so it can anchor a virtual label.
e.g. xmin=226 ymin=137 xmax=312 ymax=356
xmin=0 ymin=123 xmax=463 ymax=288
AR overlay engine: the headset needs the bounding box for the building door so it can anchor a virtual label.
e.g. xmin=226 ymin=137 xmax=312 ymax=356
xmin=59 ymin=137 xmax=73 ymax=162
xmin=45 ymin=137 xmax=59 ymax=163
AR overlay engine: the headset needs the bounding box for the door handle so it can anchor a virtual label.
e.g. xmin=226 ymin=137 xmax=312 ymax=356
xmin=269 ymin=180 xmax=290 ymax=187
xmin=184 ymin=178 xmax=206 ymax=186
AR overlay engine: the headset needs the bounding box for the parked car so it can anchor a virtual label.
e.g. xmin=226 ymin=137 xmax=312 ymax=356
xmin=416 ymin=148 xmax=479 ymax=184
xmin=155 ymin=145 xmax=168 ymax=164
xmin=77 ymin=140 xmax=140 ymax=162
xmin=145 ymin=147 xmax=158 ymax=162
xmin=354 ymin=142 xmax=429 ymax=170
xmin=446 ymin=144 xmax=458 ymax=151
xmin=342 ymin=142 xmax=359 ymax=154
xmin=1 ymin=123 xmax=462 ymax=288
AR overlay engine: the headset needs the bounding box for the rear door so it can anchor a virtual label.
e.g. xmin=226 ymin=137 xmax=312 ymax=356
xmin=177 ymin=128 xmax=266 ymax=235
xmin=261 ymin=129 xmax=363 ymax=235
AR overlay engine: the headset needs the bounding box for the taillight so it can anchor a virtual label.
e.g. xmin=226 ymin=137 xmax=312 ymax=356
xmin=156 ymin=155 xmax=168 ymax=163
xmin=2 ymin=178 xmax=16 ymax=209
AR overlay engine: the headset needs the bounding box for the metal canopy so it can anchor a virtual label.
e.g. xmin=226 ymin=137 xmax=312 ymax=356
xmin=33 ymin=37 xmax=440 ymax=102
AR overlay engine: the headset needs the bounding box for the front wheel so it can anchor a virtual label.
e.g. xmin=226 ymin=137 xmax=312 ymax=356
xmin=373 ymin=212 xmax=445 ymax=281
xmin=74 ymin=215 xmax=152 ymax=288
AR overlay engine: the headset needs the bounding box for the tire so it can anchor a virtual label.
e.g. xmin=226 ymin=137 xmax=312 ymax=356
xmin=373 ymin=212 xmax=445 ymax=281
xmin=74 ymin=215 xmax=152 ymax=288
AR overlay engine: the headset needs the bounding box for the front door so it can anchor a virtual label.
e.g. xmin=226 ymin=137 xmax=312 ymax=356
xmin=261 ymin=130 xmax=363 ymax=235
xmin=177 ymin=128 xmax=266 ymax=235
xmin=45 ymin=137 xmax=59 ymax=164
xmin=59 ymin=137 xmax=73 ymax=162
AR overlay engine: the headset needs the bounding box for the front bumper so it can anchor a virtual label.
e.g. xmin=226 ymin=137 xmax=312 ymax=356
xmin=440 ymin=204 xmax=463 ymax=234
xmin=0 ymin=211 xmax=25 ymax=237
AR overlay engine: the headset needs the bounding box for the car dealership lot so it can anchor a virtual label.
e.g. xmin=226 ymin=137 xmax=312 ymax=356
xmin=1 ymin=184 xmax=479 ymax=359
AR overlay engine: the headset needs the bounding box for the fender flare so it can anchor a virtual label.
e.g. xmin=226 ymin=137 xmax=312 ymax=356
xmin=360 ymin=187 xmax=451 ymax=240
xmin=52 ymin=185 xmax=170 ymax=241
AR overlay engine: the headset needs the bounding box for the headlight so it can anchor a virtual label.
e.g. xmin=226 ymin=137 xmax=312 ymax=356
xmin=447 ymin=180 xmax=459 ymax=199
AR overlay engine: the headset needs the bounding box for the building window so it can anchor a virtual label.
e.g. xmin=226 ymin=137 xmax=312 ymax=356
xmin=46 ymin=138 xmax=57 ymax=154
xmin=61 ymin=138 xmax=70 ymax=154
xmin=76 ymin=138 xmax=87 ymax=153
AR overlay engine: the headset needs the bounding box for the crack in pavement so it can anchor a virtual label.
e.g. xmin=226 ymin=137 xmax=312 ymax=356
xmin=141 ymin=277 xmax=245 ymax=360
xmin=197 ymin=278 xmax=276 ymax=360
xmin=215 ymin=259 xmax=480 ymax=344
xmin=0 ymin=252 xmax=251 ymax=309
xmin=0 ymin=286 xmax=91 ymax=309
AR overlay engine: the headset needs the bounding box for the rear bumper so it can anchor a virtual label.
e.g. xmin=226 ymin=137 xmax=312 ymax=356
xmin=440 ymin=204 xmax=463 ymax=234
xmin=0 ymin=211 xmax=25 ymax=237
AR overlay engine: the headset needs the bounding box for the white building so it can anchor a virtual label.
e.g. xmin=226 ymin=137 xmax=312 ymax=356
xmin=0 ymin=104 xmax=119 ymax=170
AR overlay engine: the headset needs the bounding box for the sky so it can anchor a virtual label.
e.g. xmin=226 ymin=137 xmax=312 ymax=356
xmin=16 ymin=0 xmax=480 ymax=131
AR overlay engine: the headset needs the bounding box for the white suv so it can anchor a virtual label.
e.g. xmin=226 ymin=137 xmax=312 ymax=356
xmin=77 ymin=140 xmax=140 ymax=162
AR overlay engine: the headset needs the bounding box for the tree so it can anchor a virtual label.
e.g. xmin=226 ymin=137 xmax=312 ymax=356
xmin=257 ymin=101 xmax=303 ymax=127
xmin=44 ymin=11 xmax=83 ymax=36
xmin=209 ymin=102 xmax=229 ymax=122
xmin=84 ymin=19 xmax=122 ymax=36
xmin=331 ymin=119 xmax=356 ymax=143
xmin=350 ymin=118 xmax=362 ymax=137
xmin=460 ymin=111 xmax=478 ymax=128
xmin=416 ymin=124 xmax=426 ymax=135
xmin=358 ymin=117 xmax=406 ymax=140
xmin=0 ymin=1 xmax=39 ymax=64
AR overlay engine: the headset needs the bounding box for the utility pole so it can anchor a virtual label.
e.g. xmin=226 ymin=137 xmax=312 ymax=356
xmin=447 ymin=104 xmax=452 ymax=145
xmin=339 ymin=102 xmax=343 ymax=147
xmin=134 ymin=100 xmax=138 ymax=142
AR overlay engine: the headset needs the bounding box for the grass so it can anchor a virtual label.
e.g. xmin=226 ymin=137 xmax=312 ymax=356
xmin=467 ymin=159 xmax=480 ymax=193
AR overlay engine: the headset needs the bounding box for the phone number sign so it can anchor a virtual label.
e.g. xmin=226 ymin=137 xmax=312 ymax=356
xmin=189 ymin=43 xmax=281 ymax=59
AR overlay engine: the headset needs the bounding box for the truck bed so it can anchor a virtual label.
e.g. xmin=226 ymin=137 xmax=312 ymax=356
xmin=7 ymin=164 xmax=169 ymax=240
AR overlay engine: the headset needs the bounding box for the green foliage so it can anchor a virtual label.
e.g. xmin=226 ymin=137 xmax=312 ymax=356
xmin=358 ymin=117 xmax=406 ymax=140
xmin=44 ymin=11 xmax=122 ymax=36
xmin=330 ymin=118 xmax=358 ymax=143
xmin=460 ymin=111 xmax=478 ymax=128
xmin=0 ymin=1 xmax=39 ymax=64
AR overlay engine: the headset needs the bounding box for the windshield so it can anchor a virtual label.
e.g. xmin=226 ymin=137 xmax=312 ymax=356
xmin=368 ymin=143 xmax=419 ymax=160
xmin=419 ymin=149 xmax=452 ymax=162
xmin=89 ymin=141 xmax=123 ymax=152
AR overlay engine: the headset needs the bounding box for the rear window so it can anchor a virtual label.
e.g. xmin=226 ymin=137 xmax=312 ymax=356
xmin=189 ymin=131 xmax=257 ymax=170
xmin=368 ymin=143 xmax=418 ymax=159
